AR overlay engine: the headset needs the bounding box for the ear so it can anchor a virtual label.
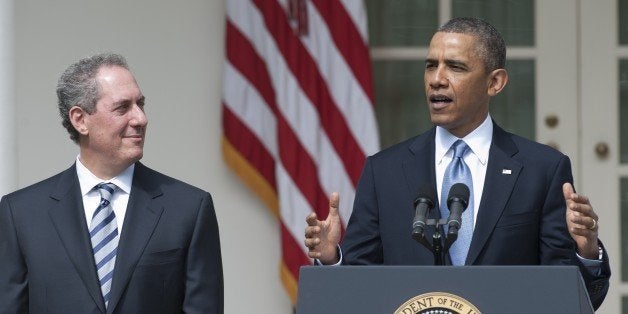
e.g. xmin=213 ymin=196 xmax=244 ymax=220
xmin=487 ymin=68 xmax=508 ymax=97
xmin=69 ymin=106 xmax=89 ymax=136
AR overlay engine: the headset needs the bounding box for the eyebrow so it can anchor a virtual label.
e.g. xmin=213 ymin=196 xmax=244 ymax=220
xmin=112 ymin=95 xmax=146 ymax=107
xmin=446 ymin=59 xmax=467 ymax=68
xmin=425 ymin=58 xmax=469 ymax=69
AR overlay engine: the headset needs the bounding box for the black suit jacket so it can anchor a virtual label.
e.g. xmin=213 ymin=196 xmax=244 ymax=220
xmin=0 ymin=162 xmax=223 ymax=313
xmin=341 ymin=123 xmax=610 ymax=309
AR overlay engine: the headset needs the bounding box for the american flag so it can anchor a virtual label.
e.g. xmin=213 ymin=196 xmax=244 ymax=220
xmin=222 ymin=0 xmax=379 ymax=303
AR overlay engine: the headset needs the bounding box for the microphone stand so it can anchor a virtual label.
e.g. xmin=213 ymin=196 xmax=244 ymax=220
xmin=413 ymin=184 xmax=468 ymax=265
xmin=414 ymin=217 xmax=456 ymax=266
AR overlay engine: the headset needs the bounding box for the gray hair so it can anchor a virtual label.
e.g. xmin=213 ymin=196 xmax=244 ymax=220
xmin=437 ymin=17 xmax=506 ymax=72
xmin=56 ymin=53 xmax=129 ymax=143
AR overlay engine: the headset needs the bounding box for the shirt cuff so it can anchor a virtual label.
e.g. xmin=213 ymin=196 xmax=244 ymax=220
xmin=576 ymin=246 xmax=603 ymax=277
xmin=314 ymin=245 xmax=343 ymax=266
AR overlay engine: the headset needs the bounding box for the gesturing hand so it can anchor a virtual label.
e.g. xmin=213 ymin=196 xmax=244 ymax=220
xmin=563 ymin=183 xmax=599 ymax=259
xmin=304 ymin=192 xmax=343 ymax=265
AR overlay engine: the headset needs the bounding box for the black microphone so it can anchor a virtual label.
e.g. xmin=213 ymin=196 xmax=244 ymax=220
xmin=411 ymin=185 xmax=437 ymax=241
xmin=446 ymin=183 xmax=470 ymax=234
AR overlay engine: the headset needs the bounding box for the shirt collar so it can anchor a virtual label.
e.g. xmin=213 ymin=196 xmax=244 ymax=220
xmin=75 ymin=156 xmax=135 ymax=196
xmin=435 ymin=114 xmax=493 ymax=165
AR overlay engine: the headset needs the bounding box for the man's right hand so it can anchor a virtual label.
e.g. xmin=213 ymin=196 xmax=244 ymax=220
xmin=304 ymin=192 xmax=343 ymax=265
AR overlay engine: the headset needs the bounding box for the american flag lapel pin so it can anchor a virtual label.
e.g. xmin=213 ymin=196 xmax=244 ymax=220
xmin=502 ymin=169 xmax=512 ymax=175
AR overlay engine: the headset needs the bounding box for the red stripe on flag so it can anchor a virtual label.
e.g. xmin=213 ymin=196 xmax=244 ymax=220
xmin=222 ymin=106 xmax=277 ymax=189
xmin=312 ymin=0 xmax=374 ymax=103
xmin=226 ymin=19 xmax=330 ymax=218
xmin=277 ymin=117 xmax=329 ymax=216
xmin=226 ymin=22 xmax=279 ymax=116
xmin=281 ymin=221 xmax=312 ymax=275
xmin=251 ymin=0 xmax=366 ymax=186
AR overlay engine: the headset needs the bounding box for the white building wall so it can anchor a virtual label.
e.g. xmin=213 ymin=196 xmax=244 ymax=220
xmin=0 ymin=0 xmax=16 ymax=195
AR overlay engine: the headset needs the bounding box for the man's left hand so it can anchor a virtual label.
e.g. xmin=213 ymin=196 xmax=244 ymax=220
xmin=563 ymin=182 xmax=599 ymax=259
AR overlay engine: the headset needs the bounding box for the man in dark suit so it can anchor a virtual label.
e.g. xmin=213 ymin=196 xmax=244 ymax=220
xmin=304 ymin=17 xmax=610 ymax=309
xmin=0 ymin=53 xmax=223 ymax=313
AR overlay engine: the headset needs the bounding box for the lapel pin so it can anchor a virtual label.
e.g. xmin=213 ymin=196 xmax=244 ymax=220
xmin=502 ymin=169 xmax=512 ymax=175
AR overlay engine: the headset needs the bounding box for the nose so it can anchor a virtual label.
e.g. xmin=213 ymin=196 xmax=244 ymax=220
xmin=130 ymin=104 xmax=148 ymax=127
xmin=427 ymin=66 xmax=448 ymax=89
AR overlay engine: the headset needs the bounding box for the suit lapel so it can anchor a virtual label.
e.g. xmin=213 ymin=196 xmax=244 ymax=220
xmin=47 ymin=165 xmax=106 ymax=313
xmin=466 ymin=124 xmax=522 ymax=264
xmin=403 ymin=129 xmax=439 ymax=243
xmin=107 ymin=163 xmax=164 ymax=312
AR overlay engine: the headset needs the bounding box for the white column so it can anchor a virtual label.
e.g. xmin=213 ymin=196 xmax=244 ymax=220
xmin=0 ymin=0 xmax=16 ymax=195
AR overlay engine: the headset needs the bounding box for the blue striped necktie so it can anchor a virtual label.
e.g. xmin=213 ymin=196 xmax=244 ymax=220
xmin=440 ymin=140 xmax=474 ymax=266
xmin=89 ymin=182 xmax=118 ymax=308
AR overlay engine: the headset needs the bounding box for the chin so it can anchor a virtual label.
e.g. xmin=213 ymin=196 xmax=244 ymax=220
xmin=133 ymin=153 xmax=144 ymax=162
xmin=429 ymin=115 xmax=449 ymax=127
xmin=126 ymin=151 xmax=143 ymax=164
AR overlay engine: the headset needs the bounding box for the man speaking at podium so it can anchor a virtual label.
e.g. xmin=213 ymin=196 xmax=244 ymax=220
xmin=304 ymin=17 xmax=610 ymax=309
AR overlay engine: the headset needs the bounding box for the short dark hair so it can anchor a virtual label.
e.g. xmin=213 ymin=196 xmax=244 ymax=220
xmin=437 ymin=17 xmax=506 ymax=72
xmin=56 ymin=53 xmax=129 ymax=143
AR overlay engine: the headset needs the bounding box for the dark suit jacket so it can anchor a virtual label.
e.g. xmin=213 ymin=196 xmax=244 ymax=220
xmin=0 ymin=162 xmax=223 ymax=313
xmin=341 ymin=123 xmax=610 ymax=309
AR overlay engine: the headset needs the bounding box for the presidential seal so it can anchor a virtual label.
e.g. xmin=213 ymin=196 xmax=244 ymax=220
xmin=394 ymin=292 xmax=481 ymax=314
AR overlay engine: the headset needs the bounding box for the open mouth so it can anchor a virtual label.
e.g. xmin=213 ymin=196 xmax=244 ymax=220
xmin=429 ymin=95 xmax=453 ymax=104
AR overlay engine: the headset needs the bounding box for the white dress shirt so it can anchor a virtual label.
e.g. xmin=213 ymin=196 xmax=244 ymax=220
xmin=435 ymin=115 xmax=493 ymax=229
xmin=76 ymin=156 xmax=134 ymax=233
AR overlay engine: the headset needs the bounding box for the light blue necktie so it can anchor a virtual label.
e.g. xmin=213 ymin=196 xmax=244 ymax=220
xmin=440 ymin=140 xmax=474 ymax=266
xmin=89 ymin=182 xmax=118 ymax=307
